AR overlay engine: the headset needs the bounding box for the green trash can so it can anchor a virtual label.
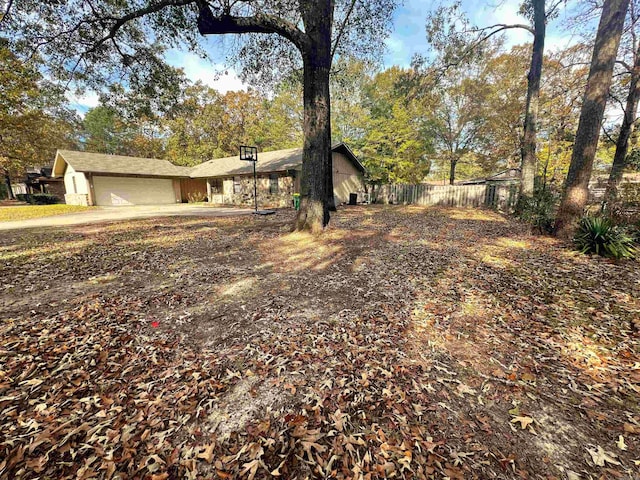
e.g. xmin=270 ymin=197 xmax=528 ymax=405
xmin=292 ymin=193 xmax=301 ymax=210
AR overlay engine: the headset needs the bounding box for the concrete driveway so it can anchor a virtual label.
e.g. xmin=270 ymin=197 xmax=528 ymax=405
xmin=0 ymin=204 xmax=254 ymax=231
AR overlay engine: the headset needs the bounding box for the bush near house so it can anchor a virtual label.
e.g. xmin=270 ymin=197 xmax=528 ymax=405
xmin=515 ymin=186 xmax=559 ymax=233
xmin=16 ymin=193 xmax=61 ymax=204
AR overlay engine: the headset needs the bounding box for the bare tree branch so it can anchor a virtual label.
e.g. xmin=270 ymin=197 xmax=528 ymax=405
xmin=197 ymin=1 xmax=310 ymax=52
xmin=0 ymin=0 xmax=12 ymax=25
xmin=601 ymin=124 xmax=618 ymax=145
xmin=331 ymin=0 xmax=358 ymax=60
xmin=465 ymin=23 xmax=534 ymax=36
xmin=84 ymin=0 xmax=195 ymax=56
xmin=438 ymin=24 xmax=533 ymax=75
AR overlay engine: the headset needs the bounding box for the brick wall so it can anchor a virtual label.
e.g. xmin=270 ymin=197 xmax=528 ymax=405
xmin=209 ymin=175 xmax=295 ymax=208
xmin=64 ymin=193 xmax=89 ymax=206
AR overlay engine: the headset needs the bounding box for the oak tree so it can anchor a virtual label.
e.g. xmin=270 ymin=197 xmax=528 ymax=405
xmin=2 ymin=0 xmax=397 ymax=232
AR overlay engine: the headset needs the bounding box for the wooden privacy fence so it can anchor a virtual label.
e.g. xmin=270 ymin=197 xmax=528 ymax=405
xmin=372 ymin=183 xmax=519 ymax=212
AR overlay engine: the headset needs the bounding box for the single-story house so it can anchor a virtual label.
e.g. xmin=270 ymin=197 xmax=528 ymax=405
xmin=52 ymin=144 xmax=365 ymax=207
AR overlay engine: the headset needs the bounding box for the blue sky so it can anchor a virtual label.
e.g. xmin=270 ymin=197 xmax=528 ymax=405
xmin=383 ymin=0 xmax=583 ymax=67
xmin=70 ymin=0 xmax=585 ymax=113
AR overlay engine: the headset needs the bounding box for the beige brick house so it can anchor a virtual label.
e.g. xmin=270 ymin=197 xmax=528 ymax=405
xmin=53 ymin=144 xmax=365 ymax=208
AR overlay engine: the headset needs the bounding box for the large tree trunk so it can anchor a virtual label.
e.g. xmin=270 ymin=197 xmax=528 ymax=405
xmin=295 ymin=1 xmax=333 ymax=232
xmin=196 ymin=0 xmax=336 ymax=232
xmin=554 ymin=0 xmax=630 ymax=239
xmin=295 ymin=56 xmax=331 ymax=232
xmin=3 ymin=170 xmax=15 ymax=200
xmin=520 ymin=0 xmax=546 ymax=197
xmin=604 ymin=42 xmax=640 ymax=203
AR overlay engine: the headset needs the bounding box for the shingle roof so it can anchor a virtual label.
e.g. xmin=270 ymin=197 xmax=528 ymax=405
xmin=53 ymin=150 xmax=192 ymax=178
xmin=189 ymin=148 xmax=304 ymax=178
xmin=189 ymin=144 xmax=365 ymax=178
xmin=53 ymin=144 xmax=365 ymax=179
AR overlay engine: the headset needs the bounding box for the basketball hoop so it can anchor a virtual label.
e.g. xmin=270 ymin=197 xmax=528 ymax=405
xmin=239 ymin=146 xmax=275 ymax=216
xmin=240 ymin=145 xmax=257 ymax=162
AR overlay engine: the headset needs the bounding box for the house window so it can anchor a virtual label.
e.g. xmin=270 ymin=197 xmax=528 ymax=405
xmin=72 ymin=176 xmax=77 ymax=194
xmin=269 ymin=174 xmax=279 ymax=194
xmin=210 ymin=178 xmax=223 ymax=194
xmin=233 ymin=176 xmax=242 ymax=194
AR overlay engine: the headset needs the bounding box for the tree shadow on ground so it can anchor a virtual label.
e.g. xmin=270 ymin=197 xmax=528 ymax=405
xmin=1 ymin=205 xmax=638 ymax=479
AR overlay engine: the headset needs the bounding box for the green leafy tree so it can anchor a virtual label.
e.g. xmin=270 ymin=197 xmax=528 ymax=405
xmin=0 ymin=47 xmax=78 ymax=198
xmin=426 ymin=64 xmax=493 ymax=184
xmin=165 ymin=83 xmax=225 ymax=166
xmin=83 ymin=106 xmax=127 ymax=155
xmin=359 ymin=67 xmax=433 ymax=184
xmin=250 ymin=80 xmax=303 ymax=151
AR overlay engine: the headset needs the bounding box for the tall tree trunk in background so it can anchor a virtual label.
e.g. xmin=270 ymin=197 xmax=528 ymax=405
xmin=554 ymin=0 xmax=630 ymax=239
xmin=449 ymin=156 xmax=457 ymax=185
xmin=604 ymin=42 xmax=640 ymax=203
xmin=3 ymin=170 xmax=14 ymax=200
xmin=520 ymin=0 xmax=546 ymax=197
xmin=5 ymin=172 xmax=15 ymax=200
xmin=326 ymin=129 xmax=336 ymax=211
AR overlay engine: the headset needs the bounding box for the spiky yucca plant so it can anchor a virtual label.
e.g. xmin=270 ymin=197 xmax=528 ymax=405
xmin=574 ymin=216 xmax=637 ymax=259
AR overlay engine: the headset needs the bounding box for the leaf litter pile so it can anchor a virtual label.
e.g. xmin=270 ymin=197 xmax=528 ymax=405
xmin=1 ymin=205 xmax=639 ymax=479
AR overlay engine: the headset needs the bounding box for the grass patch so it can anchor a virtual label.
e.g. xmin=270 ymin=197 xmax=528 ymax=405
xmin=0 ymin=204 xmax=92 ymax=222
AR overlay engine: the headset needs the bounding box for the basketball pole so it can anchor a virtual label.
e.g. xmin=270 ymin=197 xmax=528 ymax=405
xmin=252 ymin=159 xmax=258 ymax=213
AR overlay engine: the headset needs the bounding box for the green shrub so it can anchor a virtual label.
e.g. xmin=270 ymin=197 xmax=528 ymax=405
xmin=31 ymin=193 xmax=60 ymax=204
xmin=15 ymin=193 xmax=60 ymax=204
xmin=574 ymin=216 xmax=636 ymax=259
xmin=515 ymin=187 xmax=559 ymax=233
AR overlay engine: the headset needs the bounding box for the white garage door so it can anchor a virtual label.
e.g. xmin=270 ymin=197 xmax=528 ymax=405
xmin=93 ymin=176 xmax=176 ymax=206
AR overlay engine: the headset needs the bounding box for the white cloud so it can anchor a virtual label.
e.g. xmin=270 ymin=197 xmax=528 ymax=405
xmin=167 ymin=51 xmax=246 ymax=93
xmin=66 ymin=90 xmax=100 ymax=116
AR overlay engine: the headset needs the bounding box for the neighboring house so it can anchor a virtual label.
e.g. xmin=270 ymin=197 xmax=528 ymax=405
xmin=24 ymin=166 xmax=65 ymax=198
xmin=52 ymin=144 xmax=365 ymax=207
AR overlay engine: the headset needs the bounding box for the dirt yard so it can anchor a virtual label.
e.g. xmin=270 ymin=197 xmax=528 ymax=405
xmin=1 ymin=206 xmax=638 ymax=479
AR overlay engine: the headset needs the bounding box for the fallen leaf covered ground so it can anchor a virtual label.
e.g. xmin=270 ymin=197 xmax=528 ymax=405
xmin=0 ymin=205 xmax=638 ymax=479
